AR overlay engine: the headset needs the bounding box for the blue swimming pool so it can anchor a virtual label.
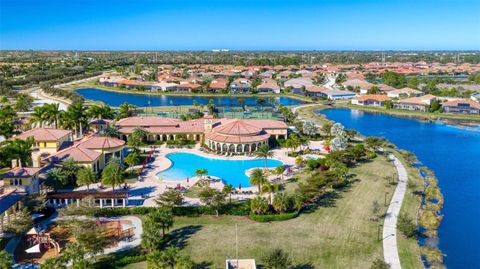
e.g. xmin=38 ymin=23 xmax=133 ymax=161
xmin=156 ymin=152 xmax=283 ymax=187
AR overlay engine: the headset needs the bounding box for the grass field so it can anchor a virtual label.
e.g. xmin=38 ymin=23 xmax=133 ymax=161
xmin=124 ymin=154 xmax=399 ymax=269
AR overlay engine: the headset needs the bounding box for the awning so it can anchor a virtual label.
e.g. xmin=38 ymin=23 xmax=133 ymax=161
xmin=25 ymin=244 xmax=41 ymax=253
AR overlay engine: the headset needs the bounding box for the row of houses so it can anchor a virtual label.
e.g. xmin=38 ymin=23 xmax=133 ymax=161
xmin=351 ymin=94 xmax=480 ymax=115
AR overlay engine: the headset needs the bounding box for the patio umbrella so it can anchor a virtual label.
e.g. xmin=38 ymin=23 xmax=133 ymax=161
xmin=238 ymin=183 xmax=242 ymax=190
xmin=25 ymin=244 xmax=41 ymax=254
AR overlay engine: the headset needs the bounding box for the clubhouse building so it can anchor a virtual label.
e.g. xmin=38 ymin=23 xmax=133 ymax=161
xmin=116 ymin=116 xmax=288 ymax=153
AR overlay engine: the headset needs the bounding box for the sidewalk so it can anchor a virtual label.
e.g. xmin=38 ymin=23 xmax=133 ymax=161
xmin=383 ymin=154 xmax=409 ymax=269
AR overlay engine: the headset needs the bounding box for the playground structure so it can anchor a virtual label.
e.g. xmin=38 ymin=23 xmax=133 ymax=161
xmin=25 ymin=227 xmax=61 ymax=255
xmin=96 ymin=219 xmax=135 ymax=241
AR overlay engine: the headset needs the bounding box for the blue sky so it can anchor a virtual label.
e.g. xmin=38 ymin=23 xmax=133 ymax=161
xmin=0 ymin=0 xmax=479 ymax=50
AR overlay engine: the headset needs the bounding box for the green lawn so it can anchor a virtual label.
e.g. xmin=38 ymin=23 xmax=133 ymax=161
xmin=135 ymin=155 xmax=396 ymax=268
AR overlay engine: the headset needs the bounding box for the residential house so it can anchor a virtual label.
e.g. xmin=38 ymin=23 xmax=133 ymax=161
xmin=342 ymin=79 xmax=375 ymax=94
xmin=1 ymin=166 xmax=45 ymax=194
xmin=442 ymin=99 xmax=480 ymax=115
xmin=15 ymin=128 xmax=73 ymax=167
xmin=208 ymin=78 xmax=228 ymax=93
xmin=351 ymin=94 xmax=391 ymax=107
xmin=174 ymin=83 xmax=202 ymax=93
xmin=230 ymin=79 xmax=252 ymax=94
xmin=394 ymin=94 xmax=436 ymax=112
xmin=320 ymin=89 xmax=356 ymax=100
xmin=151 ymin=82 xmax=178 ymax=92
xmin=387 ymin=88 xmax=424 ymax=98
xmin=284 ymin=78 xmax=314 ymax=95
xmin=257 ymin=80 xmax=280 ymax=94
xmin=258 ymin=70 xmax=274 ymax=79
xmin=0 ymin=190 xmax=26 ymax=233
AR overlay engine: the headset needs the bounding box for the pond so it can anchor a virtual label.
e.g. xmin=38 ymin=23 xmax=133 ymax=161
xmin=75 ymin=88 xmax=304 ymax=107
xmin=320 ymin=108 xmax=480 ymax=269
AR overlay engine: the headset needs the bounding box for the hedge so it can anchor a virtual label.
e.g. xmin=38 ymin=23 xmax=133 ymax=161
xmin=92 ymin=203 xmax=250 ymax=218
xmin=249 ymin=211 xmax=299 ymax=222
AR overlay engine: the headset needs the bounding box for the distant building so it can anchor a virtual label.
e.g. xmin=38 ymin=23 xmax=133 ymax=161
xmin=230 ymin=79 xmax=252 ymax=94
xmin=394 ymin=94 xmax=436 ymax=112
xmin=257 ymin=80 xmax=280 ymax=94
xmin=351 ymin=94 xmax=391 ymax=107
xmin=284 ymin=78 xmax=314 ymax=94
xmin=387 ymin=88 xmax=424 ymax=98
xmin=442 ymin=99 xmax=480 ymax=115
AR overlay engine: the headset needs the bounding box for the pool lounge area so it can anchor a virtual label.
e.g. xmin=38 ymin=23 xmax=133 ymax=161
xmin=156 ymin=152 xmax=283 ymax=187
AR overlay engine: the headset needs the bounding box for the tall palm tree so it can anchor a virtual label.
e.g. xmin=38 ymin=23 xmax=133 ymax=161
xmin=62 ymin=103 xmax=88 ymax=137
xmin=77 ymin=168 xmax=98 ymax=191
xmin=29 ymin=106 xmax=48 ymax=128
xmin=44 ymin=103 xmax=62 ymax=128
xmin=255 ymin=145 xmax=274 ymax=169
xmin=88 ymin=104 xmax=114 ymax=120
xmin=249 ymin=168 xmax=267 ymax=193
xmin=101 ymin=162 xmax=125 ymax=190
xmin=6 ymin=138 xmax=34 ymax=167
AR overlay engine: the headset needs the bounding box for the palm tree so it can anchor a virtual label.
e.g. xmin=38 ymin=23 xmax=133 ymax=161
xmin=250 ymin=196 xmax=269 ymax=215
xmin=6 ymin=138 xmax=34 ymax=167
xmin=255 ymin=145 xmax=274 ymax=169
xmin=61 ymin=158 xmax=80 ymax=185
xmin=272 ymin=192 xmax=289 ymax=213
xmin=44 ymin=103 xmax=62 ymax=128
xmin=275 ymin=165 xmax=285 ymax=181
xmin=117 ymin=102 xmax=136 ymax=120
xmin=62 ymin=103 xmax=88 ymax=137
xmin=88 ymin=104 xmax=114 ymax=120
xmin=0 ymin=250 xmax=14 ymax=269
xmin=29 ymin=105 xmax=48 ymax=128
xmin=76 ymin=168 xmax=98 ymax=191
xmin=101 ymin=162 xmax=125 ymax=190
xmin=249 ymin=168 xmax=266 ymax=193
xmin=195 ymin=168 xmax=208 ymax=179
xmin=222 ymin=184 xmax=234 ymax=203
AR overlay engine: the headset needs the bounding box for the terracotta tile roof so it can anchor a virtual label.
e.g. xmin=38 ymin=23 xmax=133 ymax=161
xmin=205 ymin=132 xmax=270 ymax=143
xmin=116 ymin=117 xmax=180 ymax=127
xmin=305 ymin=85 xmax=326 ymax=93
xmin=213 ymin=119 xmax=262 ymax=136
xmin=16 ymin=128 xmax=72 ymax=142
xmin=398 ymin=94 xmax=436 ymax=105
xmin=443 ymin=99 xmax=480 ymax=109
xmin=1 ymin=167 xmax=43 ymax=178
xmin=354 ymin=94 xmax=391 ymax=102
xmin=79 ymin=136 xmax=125 ymax=149
xmin=48 ymin=144 xmax=101 ymax=163
xmin=388 ymin=88 xmax=423 ymax=95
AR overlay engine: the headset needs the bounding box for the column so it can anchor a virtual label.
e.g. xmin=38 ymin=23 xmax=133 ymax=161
xmin=100 ymin=199 xmax=103 ymax=208
xmin=53 ymin=199 xmax=57 ymax=207
xmin=64 ymin=199 xmax=69 ymax=207
xmin=111 ymin=198 xmax=115 ymax=207
xmin=76 ymin=199 xmax=80 ymax=207
xmin=122 ymin=199 xmax=126 ymax=207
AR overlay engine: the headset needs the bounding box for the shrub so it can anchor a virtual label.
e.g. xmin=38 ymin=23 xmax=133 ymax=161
xmin=397 ymin=214 xmax=417 ymax=238
xmin=250 ymin=211 xmax=298 ymax=222
xmin=262 ymin=248 xmax=292 ymax=269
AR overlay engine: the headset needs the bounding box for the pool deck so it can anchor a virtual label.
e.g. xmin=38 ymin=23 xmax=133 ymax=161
xmin=75 ymin=143 xmax=301 ymax=207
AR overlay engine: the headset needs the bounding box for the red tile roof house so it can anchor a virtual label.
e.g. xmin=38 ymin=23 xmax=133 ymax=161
xmin=394 ymin=94 xmax=436 ymax=112
xmin=115 ymin=116 xmax=288 ymax=154
xmin=257 ymin=80 xmax=280 ymax=94
xmin=342 ymin=79 xmax=375 ymax=94
xmin=172 ymin=83 xmax=203 ymax=93
xmin=283 ymin=78 xmax=314 ymax=95
xmin=208 ymin=78 xmax=228 ymax=93
xmin=230 ymin=79 xmax=252 ymax=94
xmin=351 ymin=94 xmax=391 ymax=107
xmin=442 ymin=99 xmax=480 ymax=115
xmin=387 ymin=88 xmax=424 ymax=98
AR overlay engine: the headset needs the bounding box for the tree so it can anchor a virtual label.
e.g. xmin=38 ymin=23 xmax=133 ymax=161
xmin=147 ymin=248 xmax=193 ymax=269
xmin=142 ymin=208 xmax=174 ymax=251
xmin=302 ymin=121 xmax=318 ymax=137
xmin=250 ymin=196 xmax=269 ymax=215
xmin=103 ymin=126 xmax=121 ymax=138
xmin=370 ymin=258 xmax=391 ymax=269
xmin=23 ymin=192 xmax=47 ymax=213
xmin=321 ymin=122 xmax=333 ymax=138
xmin=44 ymin=103 xmax=62 ymax=128
xmin=76 ymin=167 xmax=98 ymax=191
xmin=199 ymin=187 xmax=226 ymax=216
xmin=222 ymin=184 xmax=234 ymax=203
xmin=0 ymin=103 xmax=16 ymax=139
xmin=62 ymin=158 xmax=81 ymax=185
xmin=4 ymin=208 xmax=33 ymax=235
xmin=397 ymin=214 xmax=417 ymax=238
xmin=41 ymin=256 xmax=67 ymax=269
xmin=62 ymin=103 xmax=88 ymax=137
xmin=249 ymin=168 xmax=267 ymax=193
xmin=88 ymin=104 xmax=114 ymax=119
xmin=5 ymin=137 xmax=34 ymax=167
xmin=156 ymin=189 xmax=184 ymax=207
xmin=371 ymin=200 xmax=381 ymax=218
xmin=275 ymin=165 xmax=285 ymax=181
xmin=272 ymin=192 xmax=290 ymax=213
xmin=127 ymin=132 xmax=143 ymax=151
xmin=194 ymin=168 xmax=208 ymax=179
xmin=0 ymin=250 xmax=13 ymax=269
xmin=44 ymin=167 xmax=69 ymax=190
xmin=262 ymin=248 xmax=292 ymax=269
xmin=125 ymin=151 xmax=141 ymax=167
xmin=117 ymin=102 xmax=136 ymax=120
xmin=255 ymin=145 xmax=274 ymax=169
xmin=14 ymin=94 xmax=33 ymax=112
xmin=101 ymin=161 xmax=125 ymax=190
xmin=30 ymin=105 xmax=48 ymax=127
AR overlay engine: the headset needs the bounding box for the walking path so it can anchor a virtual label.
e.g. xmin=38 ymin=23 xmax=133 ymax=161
xmin=383 ymin=154 xmax=409 ymax=269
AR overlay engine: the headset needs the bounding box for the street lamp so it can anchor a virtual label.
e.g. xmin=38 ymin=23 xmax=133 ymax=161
xmin=378 ymin=224 xmax=383 ymax=241
xmin=384 ymin=192 xmax=389 ymax=206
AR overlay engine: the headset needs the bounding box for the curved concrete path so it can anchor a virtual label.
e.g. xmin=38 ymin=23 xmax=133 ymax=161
xmin=383 ymin=154 xmax=408 ymax=269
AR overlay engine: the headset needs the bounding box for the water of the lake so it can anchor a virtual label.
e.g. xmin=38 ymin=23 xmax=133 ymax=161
xmin=76 ymin=88 xmax=304 ymax=107
xmin=320 ymin=108 xmax=480 ymax=269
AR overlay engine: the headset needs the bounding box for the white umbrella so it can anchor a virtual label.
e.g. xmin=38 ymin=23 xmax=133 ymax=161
xmin=26 ymin=227 xmax=40 ymax=235
xmin=25 ymin=244 xmax=41 ymax=254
